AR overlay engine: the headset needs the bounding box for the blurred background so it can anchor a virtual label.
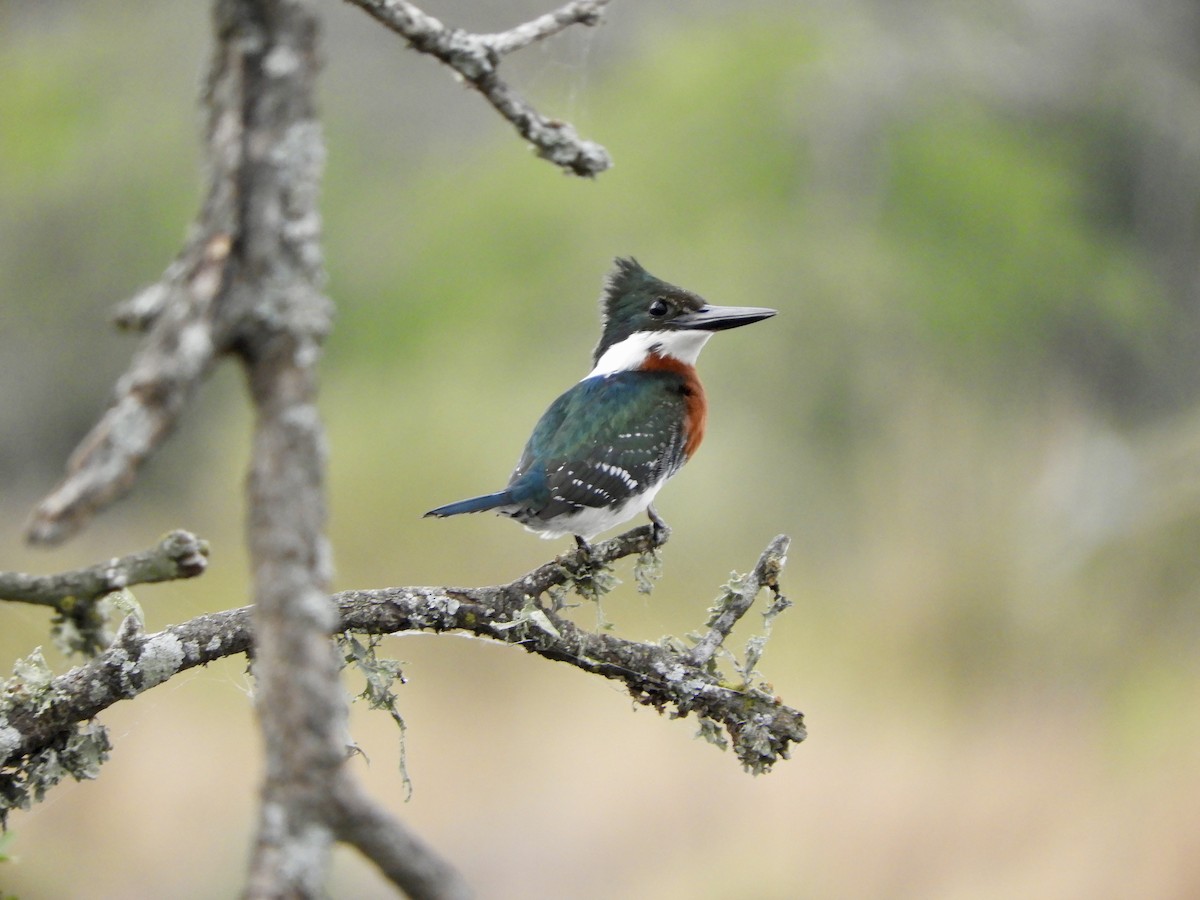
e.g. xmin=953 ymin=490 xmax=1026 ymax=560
xmin=3 ymin=0 xmax=1200 ymax=896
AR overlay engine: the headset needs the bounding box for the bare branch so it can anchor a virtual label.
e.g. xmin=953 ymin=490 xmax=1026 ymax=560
xmin=343 ymin=0 xmax=613 ymax=176
xmin=25 ymin=0 xmax=294 ymax=548
xmin=18 ymin=0 xmax=475 ymax=889
xmin=484 ymin=0 xmax=609 ymax=56
xmin=176 ymin=2 xmax=464 ymax=894
xmin=0 ymin=531 xmax=209 ymax=611
xmin=23 ymin=259 xmax=223 ymax=546
xmin=330 ymin=774 xmax=473 ymax=900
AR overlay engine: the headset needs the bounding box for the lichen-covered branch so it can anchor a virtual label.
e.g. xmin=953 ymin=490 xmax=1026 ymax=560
xmin=688 ymin=534 xmax=789 ymax=668
xmin=0 ymin=607 xmax=250 ymax=827
xmin=0 ymin=531 xmax=209 ymax=611
xmin=1 ymin=608 xmax=254 ymax=773
xmin=1 ymin=525 xmax=802 ymax=818
xmin=0 ymin=530 xmax=211 ymax=658
xmin=343 ymin=0 xmax=613 ymax=176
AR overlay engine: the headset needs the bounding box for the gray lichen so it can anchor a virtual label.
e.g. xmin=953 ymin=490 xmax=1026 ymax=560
xmin=0 ymin=725 xmax=21 ymax=765
xmin=633 ymin=548 xmax=664 ymax=595
xmin=338 ymin=633 xmax=412 ymax=799
xmin=1 ymin=651 xmax=113 ymax=826
xmin=138 ymin=633 xmax=186 ymax=689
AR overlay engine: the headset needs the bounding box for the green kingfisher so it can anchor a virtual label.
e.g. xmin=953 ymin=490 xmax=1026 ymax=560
xmin=425 ymin=257 xmax=777 ymax=541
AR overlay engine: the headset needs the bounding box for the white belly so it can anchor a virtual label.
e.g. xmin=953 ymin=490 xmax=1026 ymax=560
xmin=523 ymin=481 xmax=666 ymax=540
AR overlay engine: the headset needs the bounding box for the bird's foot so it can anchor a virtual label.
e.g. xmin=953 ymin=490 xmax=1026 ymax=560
xmin=647 ymin=505 xmax=671 ymax=545
xmin=571 ymin=535 xmax=616 ymax=626
xmin=572 ymin=534 xmax=597 ymax=588
xmin=573 ymin=533 xmax=595 ymax=568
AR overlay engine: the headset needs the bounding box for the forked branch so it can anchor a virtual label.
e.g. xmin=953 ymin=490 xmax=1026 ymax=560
xmin=343 ymin=0 xmax=613 ymax=175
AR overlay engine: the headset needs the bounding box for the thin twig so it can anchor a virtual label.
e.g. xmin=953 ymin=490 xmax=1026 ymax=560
xmin=484 ymin=0 xmax=609 ymax=56
xmin=343 ymin=0 xmax=612 ymax=175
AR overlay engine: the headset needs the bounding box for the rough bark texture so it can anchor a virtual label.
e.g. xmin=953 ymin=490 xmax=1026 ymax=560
xmin=218 ymin=0 xmax=343 ymax=892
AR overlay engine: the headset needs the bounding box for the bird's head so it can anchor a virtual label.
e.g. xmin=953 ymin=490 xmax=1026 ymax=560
xmin=590 ymin=257 xmax=776 ymax=375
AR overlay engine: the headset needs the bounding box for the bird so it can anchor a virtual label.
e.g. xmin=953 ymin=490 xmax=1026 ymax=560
xmin=424 ymin=257 xmax=777 ymax=544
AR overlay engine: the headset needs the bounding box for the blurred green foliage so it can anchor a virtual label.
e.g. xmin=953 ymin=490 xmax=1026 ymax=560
xmin=884 ymin=104 xmax=1160 ymax=353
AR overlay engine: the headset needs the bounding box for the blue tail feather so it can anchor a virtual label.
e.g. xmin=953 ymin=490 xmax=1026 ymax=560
xmin=424 ymin=489 xmax=514 ymax=518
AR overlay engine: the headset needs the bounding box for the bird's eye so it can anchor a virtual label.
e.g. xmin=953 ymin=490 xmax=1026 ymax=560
xmin=648 ymin=299 xmax=670 ymax=318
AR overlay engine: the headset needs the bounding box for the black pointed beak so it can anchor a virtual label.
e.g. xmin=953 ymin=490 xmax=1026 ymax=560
xmin=673 ymin=304 xmax=778 ymax=332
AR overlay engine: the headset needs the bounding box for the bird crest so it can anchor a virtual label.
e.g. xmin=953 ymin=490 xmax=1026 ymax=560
xmin=594 ymin=258 xmax=707 ymax=364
